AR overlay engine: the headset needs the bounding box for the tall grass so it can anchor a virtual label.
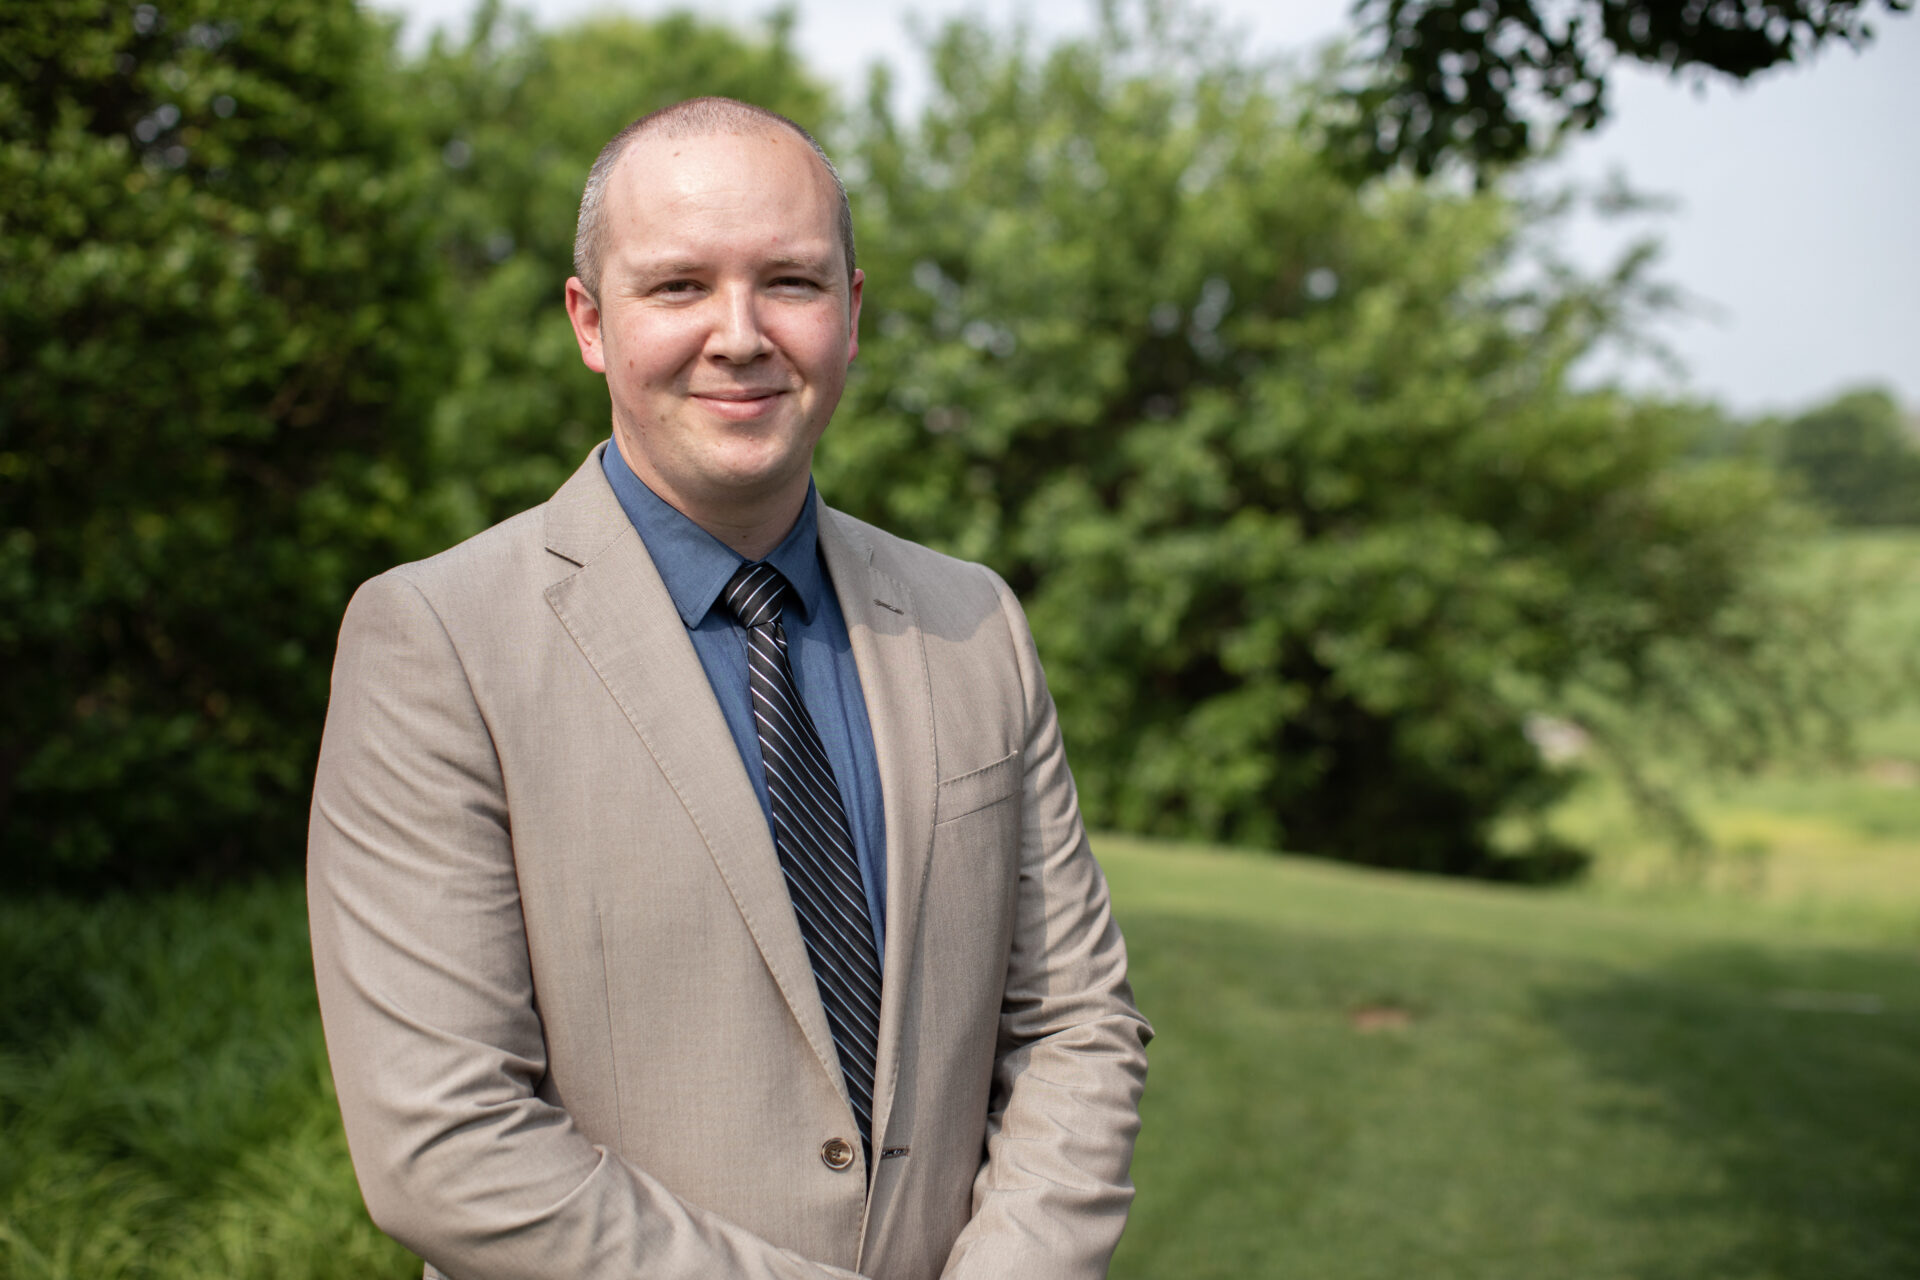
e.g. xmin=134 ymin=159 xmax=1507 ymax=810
xmin=0 ymin=880 xmax=412 ymax=1278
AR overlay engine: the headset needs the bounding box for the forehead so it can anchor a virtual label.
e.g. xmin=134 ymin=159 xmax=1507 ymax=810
xmin=602 ymin=127 xmax=841 ymax=264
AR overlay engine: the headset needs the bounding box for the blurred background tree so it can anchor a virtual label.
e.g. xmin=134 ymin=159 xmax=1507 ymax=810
xmin=1 ymin=0 xmax=452 ymax=881
xmin=1338 ymin=0 xmax=1914 ymax=176
xmin=0 ymin=0 xmax=833 ymax=885
xmin=1772 ymin=386 xmax=1920 ymax=527
xmin=823 ymin=6 xmax=1838 ymax=876
xmin=0 ymin=0 xmax=1878 ymax=884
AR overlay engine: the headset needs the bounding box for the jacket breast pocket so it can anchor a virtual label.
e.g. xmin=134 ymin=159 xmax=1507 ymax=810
xmin=935 ymin=749 xmax=1022 ymax=825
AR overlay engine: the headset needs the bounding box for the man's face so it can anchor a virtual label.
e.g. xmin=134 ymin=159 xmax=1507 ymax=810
xmin=565 ymin=127 xmax=862 ymax=528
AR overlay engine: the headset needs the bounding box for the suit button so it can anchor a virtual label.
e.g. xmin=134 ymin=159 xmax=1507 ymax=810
xmin=820 ymin=1138 xmax=855 ymax=1171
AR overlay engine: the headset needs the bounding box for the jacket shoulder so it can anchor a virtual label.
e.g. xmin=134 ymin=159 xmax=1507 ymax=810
xmin=363 ymin=505 xmax=552 ymax=609
xmin=820 ymin=505 xmax=1006 ymax=598
xmin=362 ymin=446 xmax=627 ymax=610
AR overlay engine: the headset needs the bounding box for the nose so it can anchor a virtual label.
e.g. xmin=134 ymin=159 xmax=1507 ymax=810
xmin=706 ymin=283 xmax=771 ymax=364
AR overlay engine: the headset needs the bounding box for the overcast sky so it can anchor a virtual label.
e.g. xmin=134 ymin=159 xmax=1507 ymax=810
xmin=378 ymin=0 xmax=1919 ymax=416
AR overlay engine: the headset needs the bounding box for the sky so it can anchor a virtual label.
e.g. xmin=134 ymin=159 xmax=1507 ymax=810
xmin=378 ymin=0 xmax=1919 ymax=417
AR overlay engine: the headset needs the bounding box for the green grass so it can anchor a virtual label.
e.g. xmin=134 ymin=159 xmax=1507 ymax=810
xmin=1102 ymin=838 xmax=1920 ymax=1280
xmin=1548 ymin=765 xmax=1920 ymax=943
xmin=5 ymin=841 xmax=1917 ymax=1279
xmin=0 ymin=879 xmax=414 ymax=1279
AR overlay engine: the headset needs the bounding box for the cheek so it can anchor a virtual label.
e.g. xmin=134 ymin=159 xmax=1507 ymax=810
xmin=607 ymin=314 xmax=701 ymax=375
xmin=789 ymin=319 xmax=855 ymax=377
xmin=607 ymin=346 xmax=681 ymax=392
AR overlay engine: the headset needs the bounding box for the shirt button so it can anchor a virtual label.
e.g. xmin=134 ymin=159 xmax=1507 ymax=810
xmin=820 ymin=1138 xmax=855 ymax=1171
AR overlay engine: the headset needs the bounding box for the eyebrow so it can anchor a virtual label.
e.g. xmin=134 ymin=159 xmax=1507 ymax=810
xmin=629 ymin=252 xmax=838 ymax=278
xmin=632 ymin=260 xmax=708 ymax=277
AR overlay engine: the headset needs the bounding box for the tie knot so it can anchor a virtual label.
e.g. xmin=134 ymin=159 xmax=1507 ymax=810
xmin=722 ymin=561 xmax=791 ymax=629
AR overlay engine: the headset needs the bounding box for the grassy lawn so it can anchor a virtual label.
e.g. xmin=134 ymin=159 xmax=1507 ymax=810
xmin=4 ymin=837 xmax=1916 ymax=1279
xmin=1549 ymin=765 xmax=1920 ymax=943
xmin=1102 ymin=838 xmax=1920 ymax=1280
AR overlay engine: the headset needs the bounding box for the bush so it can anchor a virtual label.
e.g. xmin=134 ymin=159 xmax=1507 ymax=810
xmin=1 ymin=0 xmax=452 ymax=880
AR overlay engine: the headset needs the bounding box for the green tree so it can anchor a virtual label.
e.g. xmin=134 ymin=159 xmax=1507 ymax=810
xmin=0 ymin=2 xmax=835 ymax=883
xmin=1774 ymin=386 xmax=1920 ymax=526
xmin=1340 ymin=0 xmax=1913 ymax=175
xmin=1 ymin=0 xmax=451 ymax=880
xmin=824 ymin=6 xmax=1838 ymax=875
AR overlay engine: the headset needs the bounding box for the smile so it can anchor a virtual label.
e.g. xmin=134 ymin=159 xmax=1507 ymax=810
xmin=691 ymin=389 xmax=787 ymax=421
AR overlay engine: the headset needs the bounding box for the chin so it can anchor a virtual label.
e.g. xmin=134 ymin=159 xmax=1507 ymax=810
xmin=710 ymin=438 xmax=814 ymax=481
xmin=702 ymin=456 xmax=809 ymax=499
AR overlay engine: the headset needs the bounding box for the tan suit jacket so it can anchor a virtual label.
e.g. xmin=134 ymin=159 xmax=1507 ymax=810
xmin=307 ymin=445 xmax=1151 ymax=1279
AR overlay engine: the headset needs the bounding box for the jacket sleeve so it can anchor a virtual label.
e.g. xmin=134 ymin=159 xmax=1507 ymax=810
xmin=307 ymin=571 xmax=866 ymax=1280
xmin=936 ymin=569 xmax=1154 ymax=1280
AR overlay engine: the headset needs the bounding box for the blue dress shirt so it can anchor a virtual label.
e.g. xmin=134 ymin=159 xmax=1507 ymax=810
xmin=601 ymin=442 xmax=888 ymax=961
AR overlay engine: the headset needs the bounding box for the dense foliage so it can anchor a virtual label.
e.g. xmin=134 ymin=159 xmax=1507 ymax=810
xmin=825 ymin=12 xmax=1835 ymax=874
xmin=1773 ymin=387 xmax=1920 ymax=526
xmin=1 ymin=0 xmax=451 ymax=878
xmin=0 ymin=1 xmax=830 ymax=883
xmin=1341 ymin=0 xmax=1914 ymax=175
xmin=2 ymin=0 xmax=1866 ymax=881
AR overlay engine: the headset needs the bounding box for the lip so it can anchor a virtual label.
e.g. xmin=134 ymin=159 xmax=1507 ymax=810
xmin=691 ymin=388 xmax=788 ymax=421
xmin=695 ymin=388 xmax=784 ymax=399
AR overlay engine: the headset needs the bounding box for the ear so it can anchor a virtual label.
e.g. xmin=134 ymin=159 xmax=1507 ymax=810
xmin=565 ymin=276 xmax=608 ymax=374
xmin=846 ymin=268 xmax=864 ymax=364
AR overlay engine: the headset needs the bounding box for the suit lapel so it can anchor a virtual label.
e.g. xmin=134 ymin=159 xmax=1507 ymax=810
xmin=818 ymin=505 xmax=938 ymax=1159
xmin=540 ymin=448 xmax=842 ymax=1090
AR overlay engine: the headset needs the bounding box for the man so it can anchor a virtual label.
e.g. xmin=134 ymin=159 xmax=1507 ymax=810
xmin=307 ymin=97 xmax=1150 ymax=1280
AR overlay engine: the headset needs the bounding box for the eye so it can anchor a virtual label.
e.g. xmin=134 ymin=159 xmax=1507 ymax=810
xmin=768 ymin=278 xmax=829 ymax=303
xmin=655 ymin=279 xmax=701 ymax=296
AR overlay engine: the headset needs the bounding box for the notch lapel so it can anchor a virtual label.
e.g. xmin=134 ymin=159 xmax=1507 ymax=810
xmin=540 ymin=448 xmax=843 ymax=1092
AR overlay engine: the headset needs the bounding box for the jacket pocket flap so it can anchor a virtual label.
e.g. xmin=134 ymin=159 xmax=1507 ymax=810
xmin=935 ymin=749 xmax=1022 ymax=824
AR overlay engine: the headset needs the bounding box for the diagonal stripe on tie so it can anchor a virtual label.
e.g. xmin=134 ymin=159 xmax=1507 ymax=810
xmin=722 ymin=560 xmax=882 ymax=1162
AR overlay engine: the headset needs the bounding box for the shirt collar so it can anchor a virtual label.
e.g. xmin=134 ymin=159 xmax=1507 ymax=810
xmin=600 ymin=439 xmax=825 ymax=629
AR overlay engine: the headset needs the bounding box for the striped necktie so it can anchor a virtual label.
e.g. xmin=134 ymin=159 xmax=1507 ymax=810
xmin=722 ymin=560 xmax=882 ymax=1158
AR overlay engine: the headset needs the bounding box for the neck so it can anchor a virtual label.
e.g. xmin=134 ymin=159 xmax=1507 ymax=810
xmin=685 ymin=489 xmax=808 ymax=561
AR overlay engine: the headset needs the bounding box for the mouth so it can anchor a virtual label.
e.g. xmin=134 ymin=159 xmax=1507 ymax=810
xmin=695 ymin=388 xmax=784 ymax=400
xmin=691 ymin=388 xmax=788 ymax=422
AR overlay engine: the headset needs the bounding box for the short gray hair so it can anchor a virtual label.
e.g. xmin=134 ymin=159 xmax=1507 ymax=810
xmin=572 ymin=97 xmax=855 ymax=301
